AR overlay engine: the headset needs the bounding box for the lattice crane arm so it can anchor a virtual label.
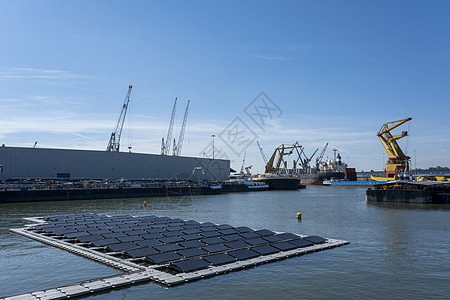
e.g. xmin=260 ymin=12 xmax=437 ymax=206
xmin=173 ymin=100 xmax=190 ymax=156
xmin=106 ymin=85 xmax=132 ymax=152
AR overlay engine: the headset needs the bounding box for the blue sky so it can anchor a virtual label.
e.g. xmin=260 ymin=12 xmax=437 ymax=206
xmin=1 ymin=0 xmax=449 ymax=173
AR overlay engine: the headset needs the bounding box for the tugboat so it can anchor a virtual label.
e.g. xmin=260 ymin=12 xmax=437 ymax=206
xmin=252 ymin=144 xmax=303 ymax=190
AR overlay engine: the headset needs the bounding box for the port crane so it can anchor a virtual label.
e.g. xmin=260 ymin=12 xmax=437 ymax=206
xmin=293 ymin=141 xmax=318 ymax=171
xmin=173 ymin=100 xmax=190 ymax=156
xmin=256 ymin=141 xmax=268 ymax=164
xmin=314 ymin=143 xmax=328 ymax=170
xmin=161 ymin=98 xmax=177 ymax=155
xmin=106 ymin=85 xmax=133 ymax=152
xmin=377 ymin=117 xmax=412 ymax=178
xmin=265 ymin=144 xmax=302 ymax=174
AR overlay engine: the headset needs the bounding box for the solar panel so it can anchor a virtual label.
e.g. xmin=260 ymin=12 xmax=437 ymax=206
xmin=159 ymin=236 xmax=183 ymax=244
xmin=251 ymin=245 xmax=279 ymax=255
xmin=234 ymin=226 xmax=252 ymax=233
xmin=254 ymin=229 xmax=274 ymax=237
xmin=224 ymin=240 xmax=250 ymax=250
xmin=202 ymin=244 xmax=230 ymax=253
xmin=117 ymin=235 xmax=143 ymax=243
xmin=201 ymin=237 xmax=225 ymax=245
xmin=102 ymin=232 xmax=126 ymax=239
xmin=199 ymin=222 xmax=215 ymax=227
xmin=216 ymin=224 xmax=233 ymax=230
xmin=107 ymin=242 xmax=138 ymax=252
xmin=177 ymin=248 xmax=208 ymax=258
xmin=261 ymin=235 xmax=284 ymax=243
xmin=141 ymin=233 xmax=163 ymax=240
xmin=199 ymin=226 xmax=217 ymax=233
xmin=90 ymin=238 xmax=120 ymax=247
xmin=270 ymin=241 xmax=297 ymax=251
xmin=288 ymin=238 xmax=314 ymax=248
xmin=182 ymin=229 xmax=202 ymax=235
xmin=200 ymin=231 xmax=220 ymax=238
xmin=239 ymin=231 xmax=259 ymax=239
xmin=170 ymin=258 xmax=210 ymax=272
xmin=221 ymin=234 xmax=242 ymax=242
xmin=304 ymin=235 xmax=326 ymax=244
xmin=179 ymin=240 xmax=206 ymax=249
xmin=203 ymin=253 xmax=236 ymax=266
xmin=228 ymin=249 xmax=259 ymax=260
xmin=77 ymin=234 xmax=104 ymax=243
xmin=146 ymin=252 xmax=183 ymax=264
xmin=244 ymin=238 xmax=267 ymax=246
xmin=125 ymin=247 xmax=159 ymax=258
xmin=166 ymin=226 xmax=183 ymax=232
xmin=219 ymin=229 xmax=238 ymax=235
xmin=180 ymin=234 xmax=203 ymax=241
xmin=154 ymin=244 xmax=183 ymax=253
xmin=276 ymin=233 xmax=299 ymax=241
xmin=135 ymin=239 xmax=162 ymax=247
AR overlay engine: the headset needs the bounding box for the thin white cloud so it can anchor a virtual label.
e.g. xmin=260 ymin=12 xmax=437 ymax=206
xmin=0 ymin=67 xmax=92 ymax=80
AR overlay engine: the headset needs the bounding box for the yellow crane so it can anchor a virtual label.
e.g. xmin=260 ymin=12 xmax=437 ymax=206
xmin=374 ymin=117 xmax=412 ymax=180
xmin=265 ymin=144 xmax=301 ymax=174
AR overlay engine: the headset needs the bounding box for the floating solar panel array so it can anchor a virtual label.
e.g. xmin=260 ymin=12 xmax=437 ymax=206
xmin=9 ymin=213 xmax=348 ymax=299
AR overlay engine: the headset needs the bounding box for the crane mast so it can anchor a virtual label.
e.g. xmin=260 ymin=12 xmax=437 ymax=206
xmin=377 ymin=117 xmax=412 ymax=178
xmin=256 ymin=141 xmax=268 ymax=164
xmin=315 ymin=143 xmax=328 ymax=170
xmin=106 ymin=85 xmax=133 ymax=152
xmin=173 ymin=100 xmax=190 ymax=156
xmin=161 ymin=98 xmax=177 ymax=155
xmin=265 ymin=144 xmax=301 ymax=174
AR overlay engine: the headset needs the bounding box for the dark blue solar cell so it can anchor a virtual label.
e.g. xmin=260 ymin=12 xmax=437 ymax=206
xmin=168 ymin=222 xmax=184 ymax=227
xmin=159 ymin=236 xmax=183 ymax=244
xmin=304 ymin=235 xmax=326 ymax=244
xmin=177 ymin=248 xmax=208 ymax=258
xmin=288 ymin=238 xmax=314 ymax=248
xmin=128 ymin=230 xmax=147 ymax=236
xmin=244 ymin=238 xmax=267 ymax=246
xmin=216 ymin=224 xmax=233 ymax=230
xmin=203 ymin=253 xmax=235 ymax=266
xmin=201 ymin=237 xmax=225 ymax=245
xmin=107 ymin=242 xmax=138 ymax=252
xmin=179 ymin=240 xmax=206 ymax=248
xmin=146 ymin=252 xmax=183 ymax=264
xmin=77 ymin=234 xmax=104 ymax=243
xmin=166 ymin=226 xmax=183 ymax=232
xmin=180 ymin=234 xmax=203 ymax=241
xmin=239 ymin=232 xmax=259 ymax=239
xmin=199 ymin=222 xmax=215 ymax=227
xmin=224 ymin=240 xmax=250 ymax=249
xmin=117 ymin=235 xmax=143 ymax=243
xmin=101 ymin=232 xmax=124 ymax=239
xmin=87 ymin=229 xmax=110 ymax=235
xmin=142 ymin=233 xmax=163 ymax=240
xmin=251 ymin=245 xmax=279 ymax=255
xmin=170 ymin=258 xmax=210 ymax=272
xmin=90 ymin=238 xmax=119 ymax=247
xmin=228 ymin=249 xmax=259 ymax=260
xmin=125 ymin=247 xmax=159 ymax=258
xmin=271 ymin=241 xmax=297 ymax=251
xmin=64 ymin=232 xmax=88 ymax=239
xmin=219 ymin=229 xmax=238 ymax=235
xmin=254 ymin=229 xmax=275 ymax=237
xmin=234 ymin=226 xmax=252 ymax=233
xmin=200 ymin=231 xmax=220 ymax=238
xmin=221 ymin=234 xmax=242 ymax=242
xmin=182 ymin=229 xmax=202 ymax=235
xmin=161 ymin=230 xmax=181 ymax=237
xmin=135 ymin=239 xmax=162 ymax=247
xmin=276 ymin=233 xmax=300 ymax=240
xmin=262 ymin=235 xmax=285 ymax=243
xmin=200 ymin=226 xmax=217 ymax=233
xmin=154 ymin=244 xmax=183 ymax=253
xmin=202 ymin=244 xmax=230 ymax=253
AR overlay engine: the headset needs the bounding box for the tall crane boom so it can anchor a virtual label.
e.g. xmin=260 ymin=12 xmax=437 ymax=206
xmin=106 ymin=85 xmax=133 ymax=152
xmin=173 ymin=100 xmax=190 ymax=156
xmin=265 ymin=144 xmax=301 ymax=174
xmin=377 ymin=117 xmax=412 ymax=178
xmin=315 ymin=143 xmax=328 ymax=169
xmin=161 ymin=98 xmax=178 ymax=155
xmin=256 ymin=141 xmax=268 ymax=164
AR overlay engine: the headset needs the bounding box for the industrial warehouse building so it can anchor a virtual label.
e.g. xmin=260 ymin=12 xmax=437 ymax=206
xmin=0 ymin=146 xmax=230 ymax=182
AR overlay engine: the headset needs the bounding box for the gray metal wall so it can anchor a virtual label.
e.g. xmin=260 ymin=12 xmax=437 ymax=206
xmin=0 ymin=146 xmax=229 ymax=181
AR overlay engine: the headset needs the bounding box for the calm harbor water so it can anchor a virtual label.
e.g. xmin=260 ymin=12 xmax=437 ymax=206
xmin=1 ymin=186 xmax=449 ymax=299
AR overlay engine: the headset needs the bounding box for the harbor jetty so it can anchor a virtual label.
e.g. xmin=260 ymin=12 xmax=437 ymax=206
xmin=366 ymin=181 xmax=450 ymax=204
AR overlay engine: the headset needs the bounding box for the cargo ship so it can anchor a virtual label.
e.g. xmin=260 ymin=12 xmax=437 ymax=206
xmin=252 ymin=174 xmax=301 ymax=190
